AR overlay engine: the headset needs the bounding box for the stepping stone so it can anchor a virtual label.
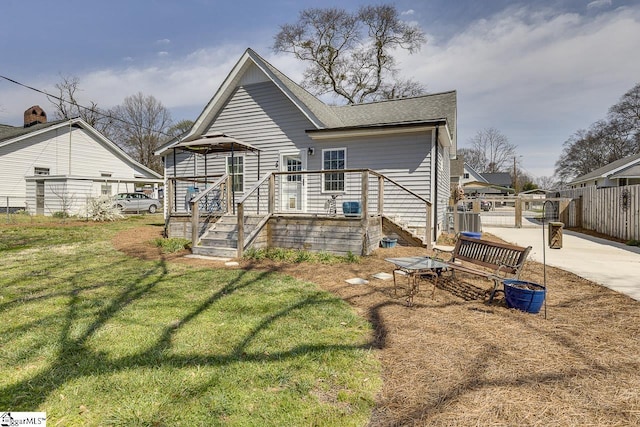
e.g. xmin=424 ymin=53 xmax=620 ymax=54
xmin=345 ymin=278 xmax=369 ymax=285
xmin=225 ymin=261 xmax=239 ymax=266
xmin=372 ymin=272 xmax=393 ymax=280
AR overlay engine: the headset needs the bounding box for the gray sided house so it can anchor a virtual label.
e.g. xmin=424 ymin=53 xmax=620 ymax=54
xmin=156 ymin=48 xmax=456 ymax=257
xmin=0 ymin=106 xmax=163 ymax=216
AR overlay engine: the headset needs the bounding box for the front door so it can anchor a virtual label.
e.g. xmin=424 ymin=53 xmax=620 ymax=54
xmin=280 ymin=151 xmax=306 ymax=212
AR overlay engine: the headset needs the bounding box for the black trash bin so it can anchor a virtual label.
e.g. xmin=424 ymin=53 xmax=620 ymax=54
xmin=548 ymin=221 xmax=564 ymax=249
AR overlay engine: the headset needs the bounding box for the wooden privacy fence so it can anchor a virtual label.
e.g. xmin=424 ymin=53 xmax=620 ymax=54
xmin=559 ymin=184 xmax=640 ymax=241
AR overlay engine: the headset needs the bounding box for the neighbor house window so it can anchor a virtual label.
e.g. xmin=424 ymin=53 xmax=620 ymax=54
xmin=322 ymin=148 xmax=346 ymax=192
xmin=463 ymin=173 xmax=470 ymax=179
xmin=226 ymin=156 xmax=244 ymax=192
xmin=34 ymin=167 xmax=50 ymax=176
xmin=100 ymin=173 xmax=112 ymax=195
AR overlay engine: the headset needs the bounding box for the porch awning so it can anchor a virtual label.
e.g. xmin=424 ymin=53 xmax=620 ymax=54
xmin=171 ymin=132 xmax=261 ymax=214
xmin=174 ymin=132 xmax=261 ymax=154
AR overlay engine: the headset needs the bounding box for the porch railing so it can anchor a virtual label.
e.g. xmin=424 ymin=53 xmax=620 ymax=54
xmin=175 ymin=168 xmax=434 ymax=252
xmin=369 ymin=170 xmax=433 ymax=242
xmin=236 ymin=172 xmax=273 ymax=256
xmin=233 ymin=169 xmax=432 ymax=255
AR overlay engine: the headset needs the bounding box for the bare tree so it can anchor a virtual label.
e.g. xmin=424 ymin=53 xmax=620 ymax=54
xmin=457 ymin=147 xmax=485 ymax=173
xmin=555 ymin=82 xmax=640 ymax=181
xmin=607 ymin=82 xmax=640 ymax=151
xmin=107 ymin=93 xmax=172 ymax=173
xmin=465 ymin=128 xmax=517 ymax=173
xmin=535 ymin=176 xmax=557 ymax=190
xmin=273 ymin=4 xmax=426 ymax=104
xmin=47 ymin=183 xmax=76 ymax=221
xmin=48 ymin=75 xmax=108 ymax=132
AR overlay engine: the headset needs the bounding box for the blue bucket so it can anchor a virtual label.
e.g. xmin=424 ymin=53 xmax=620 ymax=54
xmin=381 ymin=237 xmax=397 ymax=248
xmin=460 ymin=231 xmax=481 ymax=239
xmin=503 ymin=280 xmax=546 ymax=314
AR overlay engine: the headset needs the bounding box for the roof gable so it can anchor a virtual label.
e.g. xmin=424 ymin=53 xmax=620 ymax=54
xmin=463 ymin=163 xmax=487 ymax=183
xmin=0 ymin=118 xmax=161 ymax=179
xmin=158 ymin=48 xmax=457 ymax=154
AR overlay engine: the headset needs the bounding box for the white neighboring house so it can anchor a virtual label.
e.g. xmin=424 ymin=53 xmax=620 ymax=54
xmin=569 ymin=152 xmax=640 ymax=188
xmin=0 ymin=106 xmax=163 ymax=216
xmin=460 ymin=163 xmax=487 ymax=186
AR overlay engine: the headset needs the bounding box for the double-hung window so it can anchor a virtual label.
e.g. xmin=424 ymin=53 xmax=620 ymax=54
xmin=322 ymin=148 xmax=346 ymax=192
xmin=226 ymin=156 xmax=244 ymax=192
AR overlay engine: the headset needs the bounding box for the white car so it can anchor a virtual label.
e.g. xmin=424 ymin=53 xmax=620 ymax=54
xmin=114 ymin=193 xmax=161 ymax=213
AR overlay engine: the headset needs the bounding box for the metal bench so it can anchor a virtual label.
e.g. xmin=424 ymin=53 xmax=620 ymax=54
xmin=434 ymin=235 xmax=532 ymax=301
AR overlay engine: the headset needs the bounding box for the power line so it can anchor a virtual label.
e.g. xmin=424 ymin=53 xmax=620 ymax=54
xmin=0 ymin=74 xmax=176 ymax=138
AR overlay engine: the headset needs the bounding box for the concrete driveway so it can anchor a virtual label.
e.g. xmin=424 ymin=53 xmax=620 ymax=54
xmin=483 ymin=225 xmax=640 ymax=301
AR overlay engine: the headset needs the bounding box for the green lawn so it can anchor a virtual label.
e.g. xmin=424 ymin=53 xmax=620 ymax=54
xmin=0 ymin=216 xmax=380 ymax=426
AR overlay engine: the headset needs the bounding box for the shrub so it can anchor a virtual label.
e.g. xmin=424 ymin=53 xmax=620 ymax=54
xmin=52 ymin=211 xmax=70 ymax=219
xmin=83 ymin=196 xmax=124 ymax=221
xmin=243 ymin=247 xmax=266 ymax=260
xmin=242 ymin=247 xmax=360 ymax=264
xmin=153 ymin=237 xmax=190 ymax=253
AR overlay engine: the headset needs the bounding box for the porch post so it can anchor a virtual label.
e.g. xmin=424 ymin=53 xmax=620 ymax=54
xmin=361 ymin=170 xmax=369 ymax=255
xmin=515 ymin=197 xmax=522 ymax=228
xmin=377 ymin=175 xmax=384 ymax=215
xmin=172 ymin=148 xmax=177 ymax=213
xmin=425 ymin=202 xmax=432 ymax=250
xmin=257 ymin=151 xmax=261 ymax=215
xmin=231 ymin=142 xmax=235 ymax=214
xmin=226 ymin=175 xmax=232 ymax=212
xmin=361 ymin=170 xmax=369 ymax=218
xmin=167 ymin=179 xmax=174 ymax=215
xmin=268 ymin=173 xmax=275 ymax=214
xmin=191 ymin=199 xmax=199 ymax=246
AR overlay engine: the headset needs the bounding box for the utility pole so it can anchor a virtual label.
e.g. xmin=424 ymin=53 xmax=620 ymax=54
xmin=513 ymin=156 xmax=518 ymax=194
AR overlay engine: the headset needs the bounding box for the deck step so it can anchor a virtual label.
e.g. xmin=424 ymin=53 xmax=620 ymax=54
xmin=192 ymin=245 xmax=238 ymax=258
xmin=194 ymin=214 xmax=264 ymax=256
xmin=199 ymin=237 xmax=238 ymax=248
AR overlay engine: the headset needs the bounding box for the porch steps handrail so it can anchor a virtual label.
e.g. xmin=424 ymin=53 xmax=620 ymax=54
xmin=191 ymin=173 xmax=229 ymax=205
xmin=190 ymin=173 xmax=230 ymax=246
xmin=237 ymin=172 xmax=273 ymax=256
xmin=369 ymin=170 xmax=431 ymax=206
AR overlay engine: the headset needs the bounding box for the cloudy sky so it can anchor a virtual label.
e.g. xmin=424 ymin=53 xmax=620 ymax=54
xmin=1 ymin=0 xmax=639 ymax=178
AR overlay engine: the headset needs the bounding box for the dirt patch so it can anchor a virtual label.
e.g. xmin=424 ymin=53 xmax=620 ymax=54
xmin=113 ymin=226 xmax=640 ymax=426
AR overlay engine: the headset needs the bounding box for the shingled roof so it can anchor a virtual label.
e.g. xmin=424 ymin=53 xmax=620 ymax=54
xmin=0 ymin=120 xmax=68 ymax=144
xmin=253 ymin=48 xmax=456 ymax=140
xmin=157 ymin=48 xmax=457 ymax=156
xmin=570 ymin=152 xmax=640 ymax=184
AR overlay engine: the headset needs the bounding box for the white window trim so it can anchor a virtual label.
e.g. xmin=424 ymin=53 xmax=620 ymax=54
xmin=225 ymin=154 xmax=245 ymax=193
xmin=321 ymin=147 xmax=347 ymax=194
xmin=34 ymin=167 xmax=50 ymax=176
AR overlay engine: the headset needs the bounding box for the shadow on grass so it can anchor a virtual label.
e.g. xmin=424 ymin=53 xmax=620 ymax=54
xmin=0 ymin=255 xmax=373 ymax=411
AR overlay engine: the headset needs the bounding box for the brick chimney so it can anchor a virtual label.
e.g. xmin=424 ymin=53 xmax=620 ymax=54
xmin=24 ymin=105 xmax=47 ymax=127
